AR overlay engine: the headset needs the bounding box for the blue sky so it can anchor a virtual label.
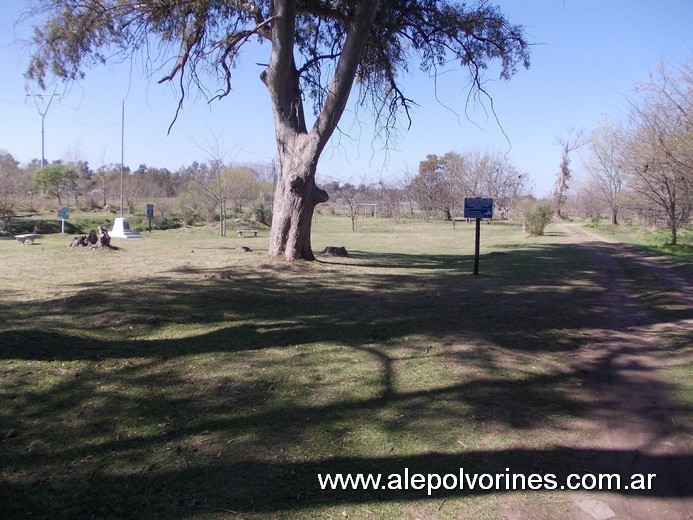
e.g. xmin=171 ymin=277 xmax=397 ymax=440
xmin=1 ymin=1 xmax=691 ymax=196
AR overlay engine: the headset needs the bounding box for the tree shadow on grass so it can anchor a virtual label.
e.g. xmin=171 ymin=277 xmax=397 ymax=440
xmin=1 ymin=242 xmax=691 ymax=517
xmin=0 ymin=246 xmax=620 ymax=360
xmin=2 ymin=335 xmax=690 ymax=518
xmin=318 ymin=250 xmax=471 ymax=270
xmin=2 ymin=447 xmax=690 ymax=518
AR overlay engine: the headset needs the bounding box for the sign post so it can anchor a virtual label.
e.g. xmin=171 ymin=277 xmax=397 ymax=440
xmin=57 ymin=206 xmax=70 ymax=234
xmin=146 ymin=203 xmax=154 ymax=233
xmin=463 ymin=198 xmax=493 ymax=276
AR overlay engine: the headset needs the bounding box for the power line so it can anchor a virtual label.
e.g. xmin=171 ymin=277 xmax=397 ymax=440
xmin=9 ymin=94 xmax=274 ymax=169
xmin=49 ymin=103 xmax=206 ymax=161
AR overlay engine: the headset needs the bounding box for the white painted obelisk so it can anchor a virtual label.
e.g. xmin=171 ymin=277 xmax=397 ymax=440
xmin=111 ymin=98 xmax=141 ymax=239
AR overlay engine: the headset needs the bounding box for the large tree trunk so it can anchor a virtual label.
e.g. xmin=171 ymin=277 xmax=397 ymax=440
xmin=264 ymin=0 xmax=380 ymax=261
xmin=268 ymin=134 xmax=328 ymax=261
xmin=553 ymin=155 xmax=569 ymax=220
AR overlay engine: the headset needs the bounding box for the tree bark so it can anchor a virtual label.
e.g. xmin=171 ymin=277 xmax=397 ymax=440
xmin=264 ymin=0 xmax=380 ymax=261
xmin=268 ymin=134 xmax=328 ymax=260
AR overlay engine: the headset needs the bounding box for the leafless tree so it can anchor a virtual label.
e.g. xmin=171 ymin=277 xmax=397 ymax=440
xmin=400 ymin=167 xmax=418 ymax=218
xmin=376 ymin=178 xmax=404 ymax=222
xmin=553 ymin=128 xmax=587 ymax=219
xmin=469 ymin=150 xmax=528 ymax=219
xmin=623 ymin=62 xmax=692 ymax=244
xmin=583 ymin=121 xmax=629 ymax=225
xmin=193 ymin=160 xmax=230 ymax=235
xmin=336 ymin=179 xmax=370 ymax=231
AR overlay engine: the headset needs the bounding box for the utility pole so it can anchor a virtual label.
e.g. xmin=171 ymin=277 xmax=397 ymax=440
xmin=27 ymin=87 xmax=60 ymax=167
xmin=120 ymin=98 xmax=125 ymax=218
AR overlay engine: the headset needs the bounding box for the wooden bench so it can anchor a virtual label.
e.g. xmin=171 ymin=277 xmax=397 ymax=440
xmin=237 ymin=229 xmax=259 ymax=237
xmin=15 ymin=233 xmax=39 ymax=245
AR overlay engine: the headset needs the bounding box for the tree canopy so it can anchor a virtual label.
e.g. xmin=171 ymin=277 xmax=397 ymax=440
xmin=624 ymin=62 xmax=692 ymax=244
xmin=26 ymin=1 xmax=528 ymax=122
xmin=410 ymin=149 xmax=528 ymax=220
xmin=32 ymin=163 xmax=79 ymax=205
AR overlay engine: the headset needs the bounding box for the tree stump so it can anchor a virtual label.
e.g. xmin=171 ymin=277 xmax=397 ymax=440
xmin=320 ymin=246 xmax=349 ymax=257
xmin=87 ymin=230 xmax=98 ymax=246
xmin=94 ymin=226 xmax=111 ymax=249
xmin=69 ymin=235 xmax=88 ymax=247
xmin=99 ymin=226 xmax=110 ymax=247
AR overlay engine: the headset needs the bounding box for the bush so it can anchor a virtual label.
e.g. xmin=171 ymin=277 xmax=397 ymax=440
xmin=252 ymin=203 xmax=272 ymax=226
xmin=522 ymin=202 xmax=553 ymax=236
xmin=9 ymin=216 xmax=111 ymax=235
xmin=125 ymin=214 xmax=182 ymax=231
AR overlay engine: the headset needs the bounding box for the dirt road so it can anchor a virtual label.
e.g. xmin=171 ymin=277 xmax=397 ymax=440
xmin=550 ymin=223 xmax=692 ymax=519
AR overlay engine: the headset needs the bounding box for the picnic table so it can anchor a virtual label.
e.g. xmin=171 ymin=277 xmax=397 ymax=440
xmin=14 ymin=234 xmax=39 ymax=245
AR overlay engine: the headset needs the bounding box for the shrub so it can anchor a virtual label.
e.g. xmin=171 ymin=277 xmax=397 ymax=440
xmin=9 ymin=216 xmax=110 ymax=235
xmin=252 ymin=203 xmax=272 ymax=226
xmin=522 ymin=202 xmax=553 ymax=236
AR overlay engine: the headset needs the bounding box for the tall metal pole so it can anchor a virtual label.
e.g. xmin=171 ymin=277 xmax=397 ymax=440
xmin=120 ymin=98 xmax=125 ymax=218
xmin=41 ymin=114 xmax=45 ymax=167
xmin=27 ymin=87 xmax=59 ymax=166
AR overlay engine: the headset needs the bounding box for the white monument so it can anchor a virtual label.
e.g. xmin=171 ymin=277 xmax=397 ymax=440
xmin=110 ymin=217 xmax=142 ymax=239
xmin=110 ymin=99 xmax=142 ymax=240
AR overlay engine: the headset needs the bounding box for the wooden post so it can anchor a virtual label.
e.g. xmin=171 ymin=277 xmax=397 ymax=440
xmin=473 ymin=217 xmax=481 ymax=276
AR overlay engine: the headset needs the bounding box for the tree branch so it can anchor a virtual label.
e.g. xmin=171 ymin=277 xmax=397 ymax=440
xmin=312 ymin=0 xmax=381 ymax=149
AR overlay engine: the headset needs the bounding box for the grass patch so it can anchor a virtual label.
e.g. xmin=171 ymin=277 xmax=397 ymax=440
xmin=0 ymin=217 xmax=690 ymax=518
xmin=662 ymin=364 xmax=693 ymax=409
xmin=586 ymin=220 xmax=693 ymax=269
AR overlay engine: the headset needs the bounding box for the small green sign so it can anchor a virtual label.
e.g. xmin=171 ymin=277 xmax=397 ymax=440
xmin=57 ymin=207 xmax=70 ymax=219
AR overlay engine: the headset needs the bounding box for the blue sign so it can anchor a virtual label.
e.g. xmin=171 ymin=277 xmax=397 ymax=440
xmin=464 ymin=198 xmax=493 ymax=219
xmin=146 ymin=204 xmax=154 ymax=219
xmin=57 ymin=206 xmax=70 ymax=219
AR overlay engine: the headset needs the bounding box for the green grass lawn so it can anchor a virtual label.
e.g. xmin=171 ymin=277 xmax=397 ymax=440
xmin=585 ymin=219 xmax=693 ymax=269
xmin=0 ymin=216 xmax=690 ymax=518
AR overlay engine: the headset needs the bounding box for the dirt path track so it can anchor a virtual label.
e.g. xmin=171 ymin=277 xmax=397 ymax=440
xmin=553 ymin=224 xmax=692 ymax=519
